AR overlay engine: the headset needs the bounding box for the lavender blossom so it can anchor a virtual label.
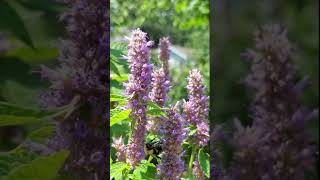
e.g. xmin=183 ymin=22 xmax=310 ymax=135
xmin=38 ymin=0 xmax=108 ymax=179
xmin=159 ymin=37 xmax=170 ymax=78
xmin=158 ymin=107 xmax=187 ymax=180
xmin=183 ymin=69 xmax=209 ymax=147
xmin=226 ymin=24 xmax=318 ymax=179
xmin=125 ymin=29 xmax=153 ymax=167
xmin=150 ymin=67 xmax=170 ymax=107
xmin=112 ymin=137 xmax=126 ymax=162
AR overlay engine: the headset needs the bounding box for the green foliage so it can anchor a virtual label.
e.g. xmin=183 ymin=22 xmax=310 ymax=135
xmin=198 ymin=148 xmax=210 ymax=178
xmin=0 ymin=96 xmax=78 ymax=126
xmin=110 ymin=162 xmax=130 ymax=180
xmin=133 ymin=160 xmax=157 ymax=180
xmin=110 ymin=109 xmax=131 ymax=127
xmin=0 ymin=0 xmax=34 ymax=48
xmin=1 ymin=150 xmax=69 ymax=180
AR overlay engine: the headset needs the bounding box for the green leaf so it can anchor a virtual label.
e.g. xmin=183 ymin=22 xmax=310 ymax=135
xmin=110 ymin=162 xmax=130 ymax=180
xmin=111 ymin=74 xmax=128 ymax=82
xmin=2 ymin=150 xmax=69 ymax=180
xmin=27 ymin=125 xmax=55 ymax=144
xmin=133 ymin=160 xmax=156 ymax=180
xmin=0 ymin=96 xmax=79 ymax=127
xmin=5 ymin=47 xmax=59 ymax=64
xmin=198 ymin=148 xmax=210 ymax=178
xmin=0 ymin=80 xmax=39 ymax=107
xmin=111 ymin=60 xmax=121 ymax=76
xmin=0 ymin=102 xmax=58 ymax=126
xmin=110 ymin=94 xmax=127 ymax=102
xmin=146 ymin=101 xmax=166 ymax=117
xmin=110 ymin=109 xmax=131 ymax=126
xmin=0 ymin=0 xmax=34 ymax=48
xmin=188 ymin=125 xmax=197 ymax=136
xmin=0 ymin=148 xmax=38 ymax=177
xmin=111 ymin=42 xmax=127 ymax=52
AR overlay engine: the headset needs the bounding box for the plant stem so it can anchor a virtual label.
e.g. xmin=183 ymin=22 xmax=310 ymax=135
xmin=148 ymin=155 xmax=153 ymax=163
xmin=188 ymin=146 xmax=197 ymax=174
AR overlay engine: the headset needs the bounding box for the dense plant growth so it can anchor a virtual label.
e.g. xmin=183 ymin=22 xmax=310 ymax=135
xmin=110 ymin=29 xmax=210 ymax=179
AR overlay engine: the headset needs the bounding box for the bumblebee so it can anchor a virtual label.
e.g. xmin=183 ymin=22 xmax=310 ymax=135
xmin=144 ymin=138 xmax=163 ymax=160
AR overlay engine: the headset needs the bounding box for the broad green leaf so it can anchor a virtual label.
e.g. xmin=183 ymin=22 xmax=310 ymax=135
xmin=110 ymin=109 xmax=131 ymax=126
xmin=110 ymin=162 xmax=130 ymax=180
xmin=198 ymin=148 xmax=210 ymax=178
xmin=2 ymin=150 xmax=69 ymax=180
xmin=133 ymin=160 xmax=156 ymax=180
xmin=0 ymin=0 xmax=34 ymax=48
xmin=110 ymin=94 xmax=127 ymax=102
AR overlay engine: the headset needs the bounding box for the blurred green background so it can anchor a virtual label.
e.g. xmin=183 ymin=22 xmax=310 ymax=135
xmin=0 ymin=0 xmax=64 ymax=151
xmin=111 ymin=0 xmax=210 ymax=104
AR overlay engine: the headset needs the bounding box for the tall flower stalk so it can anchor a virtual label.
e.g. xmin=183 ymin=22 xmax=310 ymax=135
xmin=225 ymin=24 xmax=318 ymax=179
xmin=125 ymin=29 xmax=153 ymax=167
xmin=159 ymin=37 xmax=170 ymax=80
xmin=39 ymin=0 xmax=108 ymax=179
xmin=158 ymin=107 xmax=187 ymax=180
xmin=183 ymin=69 xmax=209 ymax=177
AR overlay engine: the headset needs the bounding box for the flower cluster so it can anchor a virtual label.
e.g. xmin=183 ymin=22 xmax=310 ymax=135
xmin=125 ymin=29 xmax=153 ymax=167
xmin=157 ymin=107 xmax=187 ymax=180
xmin=159 ymin=37 xmax=170 ymax=79
xmin=39 ymin=0 xmax=108 ymax=179
xmin=150 ymin=67 xmax=170 ymax=107
xmin=225 ymin=24 xmax=318 ymax=179
xmin=183 ymin=69 xmax=209 ymax=147
xmin=112 ymin=137 xmax=126 ymax=162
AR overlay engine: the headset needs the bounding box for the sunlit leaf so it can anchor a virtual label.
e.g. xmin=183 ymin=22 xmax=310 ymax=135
xmin=110 ymin=109 xmax=131 ymax=126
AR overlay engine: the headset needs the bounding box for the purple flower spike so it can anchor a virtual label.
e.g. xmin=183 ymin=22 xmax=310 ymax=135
xmin=159 ymin=37 xmax=170 ymax=78
xmin=158 ymin=108 xmax=187 ymax=180
xmin=150 ymin=67 xmax=170 ymax=107
xmin=226 ymin=24 xmax=318 ymax=179
xmin=125 ymin=29 xmax=153 ymax=167
xmin=183 ymin=69 xmax=209 ymax=147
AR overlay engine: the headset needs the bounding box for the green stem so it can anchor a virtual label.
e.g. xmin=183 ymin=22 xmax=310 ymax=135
xmin=188 ymin=146 xmax=197 ymax=174
xmin=147 ymin=155 xmax=153 ymax=163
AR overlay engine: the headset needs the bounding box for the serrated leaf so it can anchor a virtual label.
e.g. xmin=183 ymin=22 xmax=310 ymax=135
xmin=0 ymin=1 xmax=34 ymax=48
xmin=2 ymin=150 xmax=69 ymax=180
xmin=198 ymin=148 xmax=210 ymax=178
xmin=110 ymin=109 xmax=131 ymax=126
xmin=110 ymin=162 xmax=130 ymax=180
xmin=133 ymin=160 xmax=156 ymax=180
